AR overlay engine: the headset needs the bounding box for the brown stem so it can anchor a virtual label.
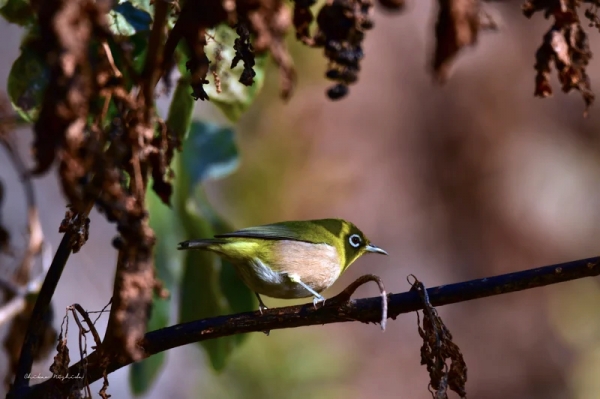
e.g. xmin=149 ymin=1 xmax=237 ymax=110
xmin=18 ymin=256 xmax=600 ymax=399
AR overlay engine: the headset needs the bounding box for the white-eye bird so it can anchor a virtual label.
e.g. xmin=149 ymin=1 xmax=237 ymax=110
xmin=177 ymin=218 xmax=388 ymax=311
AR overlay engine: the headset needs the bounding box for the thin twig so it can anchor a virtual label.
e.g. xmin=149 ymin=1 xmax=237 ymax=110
xmin=101 ymin=40 xmax=122 ymax=78
xmin=329 ymin=274 xmax=387 ymax=330
xmin=0 ymin=250 xmax=50 ymax=327
xmin=140 ymin=0 xmax=169 ymax=120
xmin=70 ymin=304 xmax=103 ymax=348
xmin=9 ymin=155 xmax=99 ymax=394
xmin=0 ymin=131 xmax=49 ymax=393
xmin=69 ymin=303 xmax=107 ymax=398
xmin=10 ymin=232 xmax=74 ymax=392
xmin=91 ymin=298 xmax=112 ymax=325
xmin=0 ymin=241 xmax=53 ymax=327
xmin=19 ymin=255 xmax=600 ymax=398
xmin=69 ymin=307 xmax=92 ymax=398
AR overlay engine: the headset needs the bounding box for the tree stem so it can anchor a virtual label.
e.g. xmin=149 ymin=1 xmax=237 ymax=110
xmin=18 ymin=256 xmax=600 ymax=398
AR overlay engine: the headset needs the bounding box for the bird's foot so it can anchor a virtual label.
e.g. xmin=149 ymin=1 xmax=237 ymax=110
xmin=255 ymin=292 xmax=270 ymax=335
xmin=255 ymin=293 xmax=268 ymax=315
xmin=258 ymin=303 xmax=268 ymax=315
xmin=285 ymin=273 xmax=326 ymax=308
xmin=312 ymin=295 xmax=326 ymax=309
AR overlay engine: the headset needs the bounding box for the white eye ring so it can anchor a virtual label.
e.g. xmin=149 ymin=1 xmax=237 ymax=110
xmin=349 ymin=234 xmax=361 ymax=248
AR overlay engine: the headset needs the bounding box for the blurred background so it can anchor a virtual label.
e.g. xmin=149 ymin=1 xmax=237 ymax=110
xmin=2 ymin=0 xmax=600 ymax=398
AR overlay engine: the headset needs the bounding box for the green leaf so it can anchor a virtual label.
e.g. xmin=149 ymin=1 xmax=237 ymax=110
xmin=204 ymin=25 xmax=267 ymax=122
xmin=177 ymin=199 xmax=237 ymax=370
xmin=175 ymin=121 xmax=253 ymax=370
xmin=0 ymin=0 xmax=35 ymax=27
xmin=182 ymin=121 xmax=240 ymax=185
xmin=193 ymin=188 xmax=256 ymax=320
xmin=219 ymin=259 xmax=255 ymax=345
xmin=129 ymin=184 xmax=182 ymax=394
xmin=166 ymin=77 xmax=195 ymax=142
xmin=126 ymin=0 xmax=178 ymax=28
xmin=107 ymin=1 xmax=152 ymax=36
xmin=176 ymin=42 xmax=191 ymax=77
xmin=8 ymin=37 xmax=48 ymax=122
xmin=126 ymin=0 xmax=152 ymax=16
xmin=130 ymin=353 xmax=163 ymax=395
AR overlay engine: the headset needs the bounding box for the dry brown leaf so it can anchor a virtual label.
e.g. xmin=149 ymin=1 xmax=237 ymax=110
xmin=410 ymin=275 xmax=468 ymax=399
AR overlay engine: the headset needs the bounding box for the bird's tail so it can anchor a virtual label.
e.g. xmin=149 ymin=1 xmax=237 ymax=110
xmin=177 ymin=239 xmax=226 ymax=250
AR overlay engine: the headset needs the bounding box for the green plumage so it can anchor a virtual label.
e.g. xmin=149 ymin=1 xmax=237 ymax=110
xmin=216 ymin=219 xmax=345 ymax=243
xmin=178 ymin=219 xmax=387 ymax=310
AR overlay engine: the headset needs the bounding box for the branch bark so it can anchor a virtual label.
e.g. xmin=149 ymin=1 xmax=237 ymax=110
xmin=10 ymin=231 xmax=74 ymax=394
xmin=19 ymin=255 xmax=600 ymax=398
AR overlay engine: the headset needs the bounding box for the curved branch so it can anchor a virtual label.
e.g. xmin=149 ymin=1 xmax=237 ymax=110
xmin=10 ymin=232 xmax=74 ymax=394
xmin=19 ymin=255 xmax=600 ymax=398
xmin=0 ymin=133 xmax=44 ymax=285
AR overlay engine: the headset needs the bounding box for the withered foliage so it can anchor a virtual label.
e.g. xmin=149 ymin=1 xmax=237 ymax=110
xmin=164 ymin=0 xmax=406 ymax=101
xmin=163 ymin=0 xmax=296 ymax=99
xmin=43 ymin=306 xmax=107 ymax=399
xmin=432 ymin=0 xmax=500 ymax=83
xmin=49 ymin=334 xmax=70 ymax=384
xmin=28 ymin=0 xmax=169 ymax=366
xmin=410 ymin=276 xmax=467 ymax=399
xmin=44 ymin=325 xmax=79 ymax=399
xmin=433 ymin=0 xmax=482 ymax=83
xmin=523 ymin=0 xmax=598 ymax=114
xmin=59 ymin=206 xmax=90 ymax=254
xmin=17 ymin=0 xmax=418 ymax=378
xmin=8 ymin=0 xmax=600 ymax=395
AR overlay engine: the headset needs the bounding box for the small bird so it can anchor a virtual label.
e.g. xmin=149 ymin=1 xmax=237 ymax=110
xmin=177 ymin=218 xmax=388 ymax=311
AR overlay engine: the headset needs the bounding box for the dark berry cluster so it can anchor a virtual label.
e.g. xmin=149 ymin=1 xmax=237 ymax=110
xmin=323 ymin=39 xmax=363 ymax=99
xmin=186 ymin=57 xmax=210 ymax=101
xmin=293 ymin=0 xmax=374 ymax=100
xmin=231 ymin=23 xmax=256 ymax=86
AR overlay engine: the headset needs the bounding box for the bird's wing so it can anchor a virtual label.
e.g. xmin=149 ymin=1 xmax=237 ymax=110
xmin=215 ymin=222 xmax=313 ymax=243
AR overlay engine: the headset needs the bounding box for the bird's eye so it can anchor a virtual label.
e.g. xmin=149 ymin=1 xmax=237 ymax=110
xmin=349 ymin=234 xmax=362 ymax=248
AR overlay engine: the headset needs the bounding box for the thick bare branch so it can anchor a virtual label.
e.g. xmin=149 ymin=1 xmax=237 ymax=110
xmin=18 ymin=256 xmax=600 ymax=398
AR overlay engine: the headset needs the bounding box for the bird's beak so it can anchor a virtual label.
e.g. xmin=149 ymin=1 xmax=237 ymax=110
xmin=365 ymin=244 xmax=388 ymax=255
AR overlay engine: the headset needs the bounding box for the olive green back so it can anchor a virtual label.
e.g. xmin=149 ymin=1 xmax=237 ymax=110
xmin=216 ymin=218 xmax=372 ymax=270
